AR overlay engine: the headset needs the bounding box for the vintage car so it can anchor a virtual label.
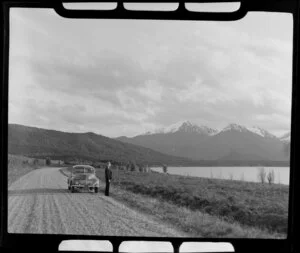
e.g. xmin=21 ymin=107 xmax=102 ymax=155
xmin=67 ymin=165 xmax=99 ymax=193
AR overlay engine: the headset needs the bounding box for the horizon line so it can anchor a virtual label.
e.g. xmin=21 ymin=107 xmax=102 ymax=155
xmin=8 ymin=122 xmax=290 ymax=139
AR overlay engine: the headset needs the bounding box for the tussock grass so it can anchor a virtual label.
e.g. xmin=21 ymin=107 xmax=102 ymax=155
xmin=95 ymin=168 xmax=288 ymax=235
xmin=60 ymin=166 xmax=286 ymax=237
xmin=107 ymin=182 xmax=285 ymax=238
xmin=8 ymin=154 xmax=44 ymax=186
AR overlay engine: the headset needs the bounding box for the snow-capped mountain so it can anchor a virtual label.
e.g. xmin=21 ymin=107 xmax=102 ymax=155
xmin=144 ymin=120 xmax=218 ymax=136
xmin=144 ymin=121 xmax=278 ymax=139
xmin=178 ymin=121 xmax=219 ymax=135
xmin=116 ymin=121 xmax=288 ymax=162
xmin=145 ymin=120 xmax=189 ymax=134
xmin=247 ymin=126 xmax=277 ymax=138
xmin=221 ymin=123 xmax=277 ymax=138
xmin=280 ymin=132 xmax=290 ymax=142
xmin=221 ymin=123 xmax=248 ymax=133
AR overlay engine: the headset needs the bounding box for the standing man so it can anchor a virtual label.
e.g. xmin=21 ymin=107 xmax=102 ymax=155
xmin=105 ymin=161 xmax=112 ymax=196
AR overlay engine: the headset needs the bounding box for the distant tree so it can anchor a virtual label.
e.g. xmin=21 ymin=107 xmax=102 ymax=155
xmin=267 ymin=170 xmax=275 ymax=184
xmin=33 ymin=158 xmax=39 ymax=165
xmin=130 ymin=161 xmax=137 ymax=171
xmin=46 ymin=157 xmax=51 ymax=166
xmin=210 ymin=169 xmax=214 ymax=179
xmin=162 ymin=164 xmax=168 ymax=174
xmin=139 ymin=165 xmax=144 ymax=172
xmin=135 ymin=164 xmax=140 ymax=172
xmin=22 ymin=160 xmax=29 ymax=165
xmin=257 ymin=167 xmax=266 ymax=184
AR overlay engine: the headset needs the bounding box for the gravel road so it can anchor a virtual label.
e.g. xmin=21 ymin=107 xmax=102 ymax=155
xmin=8 ymin=167 xmax=186 ymax=236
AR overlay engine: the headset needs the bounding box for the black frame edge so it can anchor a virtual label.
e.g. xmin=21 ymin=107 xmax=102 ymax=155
xmin=0 ymin=1 xmax=299 ymax=253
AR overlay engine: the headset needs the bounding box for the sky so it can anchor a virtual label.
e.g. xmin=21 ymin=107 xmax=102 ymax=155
xmin=9 ymin=6 xmax=293 ymax=138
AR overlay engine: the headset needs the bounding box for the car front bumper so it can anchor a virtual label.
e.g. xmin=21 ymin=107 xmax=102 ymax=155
xmin=71 ymin=184 xmax=97 ymax=191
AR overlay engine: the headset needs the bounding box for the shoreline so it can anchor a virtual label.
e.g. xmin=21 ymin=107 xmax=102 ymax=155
xmin=149 ymin=167 xmax=290 ymax=186
xmin=149 ymin=165 xmax=290 ymax=168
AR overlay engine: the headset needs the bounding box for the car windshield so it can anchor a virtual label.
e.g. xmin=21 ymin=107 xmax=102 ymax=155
xmin=72 ymin=166 xmax=94 ymax=174
xmin=73 ymin=167 xmax=85 ymax=174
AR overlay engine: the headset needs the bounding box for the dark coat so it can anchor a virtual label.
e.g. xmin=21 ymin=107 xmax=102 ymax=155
xmin=105 ymin=166 xmax=112 ymax=182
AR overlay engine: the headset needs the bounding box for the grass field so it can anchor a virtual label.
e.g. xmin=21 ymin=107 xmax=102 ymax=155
xmin=96 ymin=168 xmax=288 ymax=235
xmin=8 ymin=154 xmax=45 ymax=186
xmin=61 ymin=166 xmax=288 ymax=237
xmin=107 ymin=182 xmax=284 ymax=238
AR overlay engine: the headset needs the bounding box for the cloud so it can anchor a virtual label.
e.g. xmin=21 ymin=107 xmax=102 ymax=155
xmin=137 ymin=80 xmax=163 ymax=102
xmin=8 ymin=9 xmax=293 ymax=137
xmin=176 ymin=78 xmax=231 ymax=104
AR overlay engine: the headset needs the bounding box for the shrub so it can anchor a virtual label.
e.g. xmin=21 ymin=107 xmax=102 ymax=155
xmin=139 ymin=165 xmax=145 ymax=172
xmin=257 ymin=167 xmax=266 ymax=184
xmin=46 ymin=157 xmax=51 ymax=166
xmin=22 ymin=160 xmax=29 ymax=165
xmin=267 ymin=170 xmax=275 ymax=184
xmin=130 ymin=161 xmax=139 ymax=172
xmin=163 ymin=164 xmax=168 ymax=173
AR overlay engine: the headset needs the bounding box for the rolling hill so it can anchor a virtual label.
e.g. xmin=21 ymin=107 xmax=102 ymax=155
xmin=8 ymin=124 xmax=194 ymax=165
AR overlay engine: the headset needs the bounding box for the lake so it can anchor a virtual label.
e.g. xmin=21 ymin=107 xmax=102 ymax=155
xmin=150 ymin=166 xmax=290 ymax=185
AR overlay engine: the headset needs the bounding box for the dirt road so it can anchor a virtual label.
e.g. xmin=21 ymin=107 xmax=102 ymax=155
xmin=8 ymin=167 xmax=186 ymax=236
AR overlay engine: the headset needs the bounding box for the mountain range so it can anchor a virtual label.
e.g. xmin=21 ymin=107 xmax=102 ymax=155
xmin=116 ymin=121 xmax=290 ymax=162
xmin=8 ymin=122 xmax=290 ymax=166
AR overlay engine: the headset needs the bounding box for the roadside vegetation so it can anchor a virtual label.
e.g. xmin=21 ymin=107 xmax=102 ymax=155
xmin=8 ymin=154 xmax=46 ymax=186
xmin=96 ymin=167 xmax=288 ymax=235
xmin=60 ymin=165 xmax=288 ymax=237
xmin=108 ymin=183 xmax=284 ymax=238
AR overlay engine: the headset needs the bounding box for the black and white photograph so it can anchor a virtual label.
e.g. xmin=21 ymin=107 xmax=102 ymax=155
xmin=7 ymin=5 xmax=292 ymax=238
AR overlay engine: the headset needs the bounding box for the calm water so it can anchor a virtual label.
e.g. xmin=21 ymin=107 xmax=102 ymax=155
xmin=151 ymin=166 xmax=290 ymax=185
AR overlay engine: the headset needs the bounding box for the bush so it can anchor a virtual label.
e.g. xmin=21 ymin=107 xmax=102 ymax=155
xmin=267 ymin=170 xmax=275 ymax=184
xmin=257 ymin=167 xmax=266 ymax=184
xmin=163 ymin=164 xmax=168 ymax=173
xmin=130 ymin=161 xmax=139 ymax=172
xmin=46 ymin=157 xmax=51 ymax=166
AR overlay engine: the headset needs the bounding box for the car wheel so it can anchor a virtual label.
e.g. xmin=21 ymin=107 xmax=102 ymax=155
xmin=95 ymin=187 xmax=99 ymax=193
